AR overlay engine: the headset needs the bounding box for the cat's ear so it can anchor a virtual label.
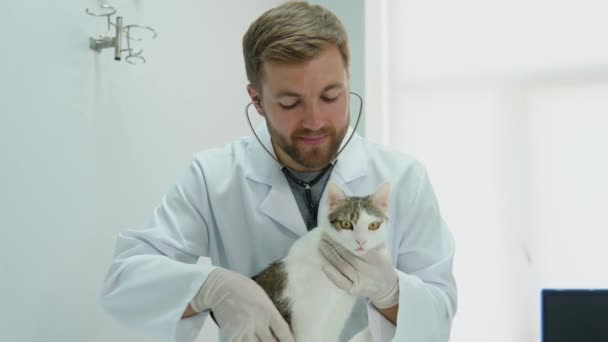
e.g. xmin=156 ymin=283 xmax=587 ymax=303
xmin=372 ymin=182 xmax=390 ymax=213
xmin=326 ymin=181 xmax=346 ymax=210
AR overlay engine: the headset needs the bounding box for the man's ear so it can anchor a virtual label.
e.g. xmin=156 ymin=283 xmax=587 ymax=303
xmin=246 ymin=84 xmax=264 ymax=116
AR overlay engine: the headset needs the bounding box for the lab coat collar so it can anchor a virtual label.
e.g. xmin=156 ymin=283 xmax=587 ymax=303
xmin=245 ymin=124 xmax=366 ymax=236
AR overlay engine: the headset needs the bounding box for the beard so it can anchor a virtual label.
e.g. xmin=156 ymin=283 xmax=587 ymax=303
xmin=267 ymin=120 xmax=349 ymax=171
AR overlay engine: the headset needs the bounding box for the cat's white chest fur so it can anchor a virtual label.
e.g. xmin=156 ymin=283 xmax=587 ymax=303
xmin=283 ymin=227 xmax=335 ymax=296
xmin=281 ymin=228 xmax=370 ymax=342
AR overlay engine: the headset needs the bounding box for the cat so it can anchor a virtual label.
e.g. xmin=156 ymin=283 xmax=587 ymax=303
xmin=252 ymin=181 xmax=391 ymax=342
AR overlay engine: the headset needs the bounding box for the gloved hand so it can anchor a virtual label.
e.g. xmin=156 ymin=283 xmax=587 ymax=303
xmin=318 ymin=234 xmax=400 ymax=309
xmin=190 ymin=267 xmax=295 ymax=342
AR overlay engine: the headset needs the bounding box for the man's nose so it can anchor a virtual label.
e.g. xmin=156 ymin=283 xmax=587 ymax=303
xmin=301 ymin=102 xmax=324 ymax=131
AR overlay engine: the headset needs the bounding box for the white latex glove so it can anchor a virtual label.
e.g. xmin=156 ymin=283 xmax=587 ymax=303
xmin=191 ymin=267 xmax=295 ymax=342
xmin=318 ymin=234 xmax=399 ymax=309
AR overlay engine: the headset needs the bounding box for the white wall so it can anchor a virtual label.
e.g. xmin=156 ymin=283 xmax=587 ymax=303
xmin=0 ymin=1 xmax=282 ymax=341
xmin=365 ymin=1 xmax=608 ymax=341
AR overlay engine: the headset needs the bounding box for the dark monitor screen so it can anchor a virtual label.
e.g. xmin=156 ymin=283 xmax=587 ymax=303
xmin=542 ymin=289 xmax=608 ymax=342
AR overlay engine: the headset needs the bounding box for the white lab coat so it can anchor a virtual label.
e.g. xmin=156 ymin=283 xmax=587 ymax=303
xmin=101 ymin=125 xmax=457 ymax=342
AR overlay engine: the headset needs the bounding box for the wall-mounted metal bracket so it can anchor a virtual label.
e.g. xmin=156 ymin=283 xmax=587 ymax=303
xmin=86 ymin=5 xmax=157 ymax=64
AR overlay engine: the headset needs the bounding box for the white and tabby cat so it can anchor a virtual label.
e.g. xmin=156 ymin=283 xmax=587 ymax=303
xmin=253 ymin=181 xmax=390 ymax=342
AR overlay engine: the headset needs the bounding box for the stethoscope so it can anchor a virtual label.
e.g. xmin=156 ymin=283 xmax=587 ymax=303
xmin=244 ymin=91 xmax=364 ymax=226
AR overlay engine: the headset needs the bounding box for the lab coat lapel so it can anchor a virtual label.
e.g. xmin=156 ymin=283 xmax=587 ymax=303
xmin=318 ymin=128 xmax=367 ymax=223
xmin=245 ymin=126 xmax=308 ymax=237
xmin=331 ymin=127 xmax=366 ymax=188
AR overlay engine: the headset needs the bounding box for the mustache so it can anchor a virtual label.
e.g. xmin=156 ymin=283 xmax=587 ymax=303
xmin=292 ymin=128 xmax=334 ymax=137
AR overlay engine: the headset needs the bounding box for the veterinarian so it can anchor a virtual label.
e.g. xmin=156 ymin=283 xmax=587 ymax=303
xmin=101 ymin=2 xmax=457 ymax=341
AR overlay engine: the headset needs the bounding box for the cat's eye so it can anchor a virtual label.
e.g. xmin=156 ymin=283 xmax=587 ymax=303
xmin=338 ymin=220 xmax=353 ymax=230
xmin=368 ymin=222 xmax=381 ymax=231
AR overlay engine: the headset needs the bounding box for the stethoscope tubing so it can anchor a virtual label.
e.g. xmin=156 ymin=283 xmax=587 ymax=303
xmin=244 ymin=91 xmax=364 ymax=168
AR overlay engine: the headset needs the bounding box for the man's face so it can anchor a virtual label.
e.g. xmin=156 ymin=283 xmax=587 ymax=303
xmin=250 ymin=46 xmax=350 ymax=172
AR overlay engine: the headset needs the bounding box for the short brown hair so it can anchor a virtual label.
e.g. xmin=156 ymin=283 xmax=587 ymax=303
xmin=243 ymin=1 xmax=350 ymax=91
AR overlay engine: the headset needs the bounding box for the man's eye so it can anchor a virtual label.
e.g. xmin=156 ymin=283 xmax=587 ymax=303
xmin=322 ymin=96 xmax=339 ymax=103
xmin=279 ymin=102 xmax=298 ymax=110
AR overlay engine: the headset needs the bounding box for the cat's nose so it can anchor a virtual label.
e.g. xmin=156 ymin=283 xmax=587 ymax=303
xmin=356 ymin=240 xmax=366 ymax=246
